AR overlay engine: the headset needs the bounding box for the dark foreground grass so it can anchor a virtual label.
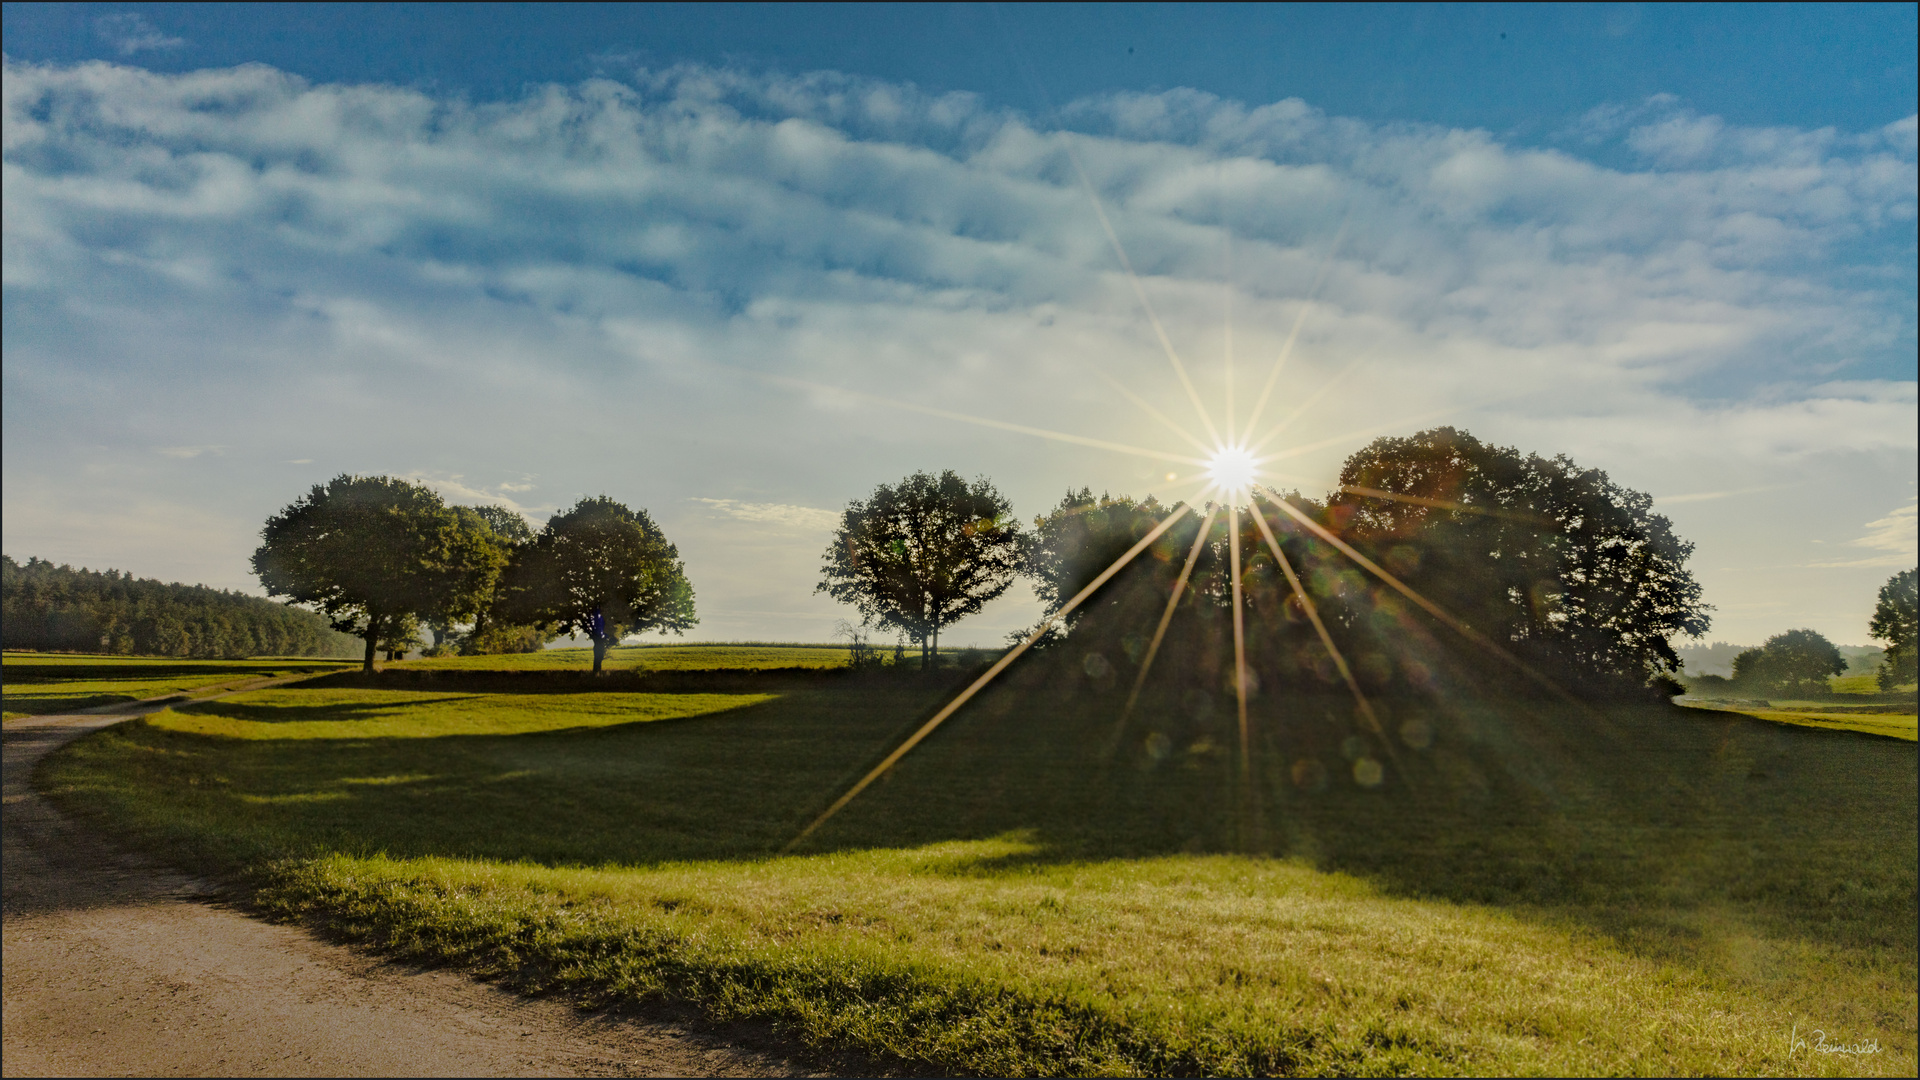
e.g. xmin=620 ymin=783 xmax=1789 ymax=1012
xmin=1 ymin=652 xmax=354 ymax=719
xmin=38 ymin=650 xmax=1919 ymax=1075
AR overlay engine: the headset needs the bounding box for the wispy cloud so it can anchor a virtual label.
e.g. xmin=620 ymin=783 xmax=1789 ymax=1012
xmin=92 ymin=13 xmax=186 ymax=57
xmin=693 ymin=498 xmax=839 ymax=532
xmin=402 ymin=473 xmax=547 ymax=519
xmin=1813 ymin=498 xmax=1919 ymax=568
xmin=156 ymin=445 xmax=224 ymax=459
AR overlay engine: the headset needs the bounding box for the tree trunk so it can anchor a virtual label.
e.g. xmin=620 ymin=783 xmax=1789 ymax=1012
xmin=362 ymin=611 xmax=379 ymax=673
xmin=592 ymin=636 xmax=608 ymax=674
xmin=931 ymin=622 xmax=939 ymax=670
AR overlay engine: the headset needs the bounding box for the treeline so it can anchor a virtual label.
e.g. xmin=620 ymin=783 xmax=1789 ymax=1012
xmin=2 ymin=555 xmax=361 ymax=659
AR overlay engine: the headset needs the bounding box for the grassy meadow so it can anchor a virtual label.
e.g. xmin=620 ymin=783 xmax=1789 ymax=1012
xmin=34 ymin=645 xmax=1919 ymax=1075
xmin=398 ymin=641 xmax=860 ymax=673
xmin=1 ymin=651 xmax=354 ymax=720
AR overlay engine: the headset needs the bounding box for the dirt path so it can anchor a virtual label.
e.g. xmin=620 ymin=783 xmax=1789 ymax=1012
xmin=1 ymin=704 xmax=807 ymax=1077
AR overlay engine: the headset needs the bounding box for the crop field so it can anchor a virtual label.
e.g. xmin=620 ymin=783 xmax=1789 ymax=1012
xmin=37 ymin=645 xmax=1919 ymax=1075
xmin=1 ymin=652 xmax=354 ymax=720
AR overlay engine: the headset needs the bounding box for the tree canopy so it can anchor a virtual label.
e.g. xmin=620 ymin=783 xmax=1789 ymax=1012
xmin=819 ymin=470 xmax=1025 ymax=668
xmin=458 ymin=506 xmax=555 ymax=656
xmin=1731 ymin=629 xmax=1845 ymax=697
xmin=497 ymin=496 xmax=696 ymax=672
xmin=1870 ymin=568 xmax=1917 ymax=690
xmin=1329 ymin=427 xmax=1709 ymax=690
xmin=252 ymin=475 xmax=506 ymax=671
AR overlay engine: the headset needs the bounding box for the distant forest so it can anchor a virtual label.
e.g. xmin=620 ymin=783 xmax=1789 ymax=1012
xmin=2 ymin=556 xmax=361 ymax=658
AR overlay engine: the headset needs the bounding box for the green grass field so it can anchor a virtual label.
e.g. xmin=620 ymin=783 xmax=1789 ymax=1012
xmin=36 ymin=646 xmax=1918 ymax=1075
xmin=396 ymin=642 xmax=856 ymax=672
xmin=2 ymin=652 xmax=354 ymax=720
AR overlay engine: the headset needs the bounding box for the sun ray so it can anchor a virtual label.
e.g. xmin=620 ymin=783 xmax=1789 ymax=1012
xmin=1058 ymin=147 xmax=1223 ymax=446
xmin=784 ymin=502 xmax=1199 ymax=851
xmin=1244 ymin=347 xmax=1375 ymax=456
xmin=1227 ymin=497 xmax=1253 ymax=848
xmin=1240 ymin=213 xmax=1350 ymax=439
xmin=1248 ymin=494 xmax=1395 ymax=759
xmin=1094 ymin=370 xmax=1215 ymax=456
xmin=1259 ymin=490 xmax=1574 ymax=701
xmin=1253 ymin=402 xmax=1474 ymax=466
xmin=1224 ymin=233 xmax=1235 ymax=446
xmin=768 ymin=376 xmax=1209 ymax=467
xmin=1116 ymin=504 xmax=1219 ymax=737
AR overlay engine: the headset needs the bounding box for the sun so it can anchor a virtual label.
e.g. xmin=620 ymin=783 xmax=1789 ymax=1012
xmin=1206 ymin=445 xmax=1257 ymax=500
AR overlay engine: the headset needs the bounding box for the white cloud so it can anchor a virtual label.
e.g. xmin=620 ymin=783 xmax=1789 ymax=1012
xmin=693 ymin=498 xmax=840 ymax=532
xmin=2 ymin=58 xmax=1914 ymax=643
xmin=1814 ymin=498 xmax=1919 ymax=568
xmin=92 ymin=14 xmax=187 ymax=58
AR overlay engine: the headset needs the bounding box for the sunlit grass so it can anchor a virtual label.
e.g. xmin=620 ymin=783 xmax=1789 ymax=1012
xmin=396 ymin=643 xmax=855 ymax=672
xmin=37 ymin=654 xmax=1918 ymax=1075
xmin=154 ymin=687 xmax=774 ymax=740
xmin=1 ymin=651 xmax=353 ymax=719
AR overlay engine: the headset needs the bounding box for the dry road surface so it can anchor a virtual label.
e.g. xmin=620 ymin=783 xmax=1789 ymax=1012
xmin=2 ymin=704 xmax=808 ymax=1077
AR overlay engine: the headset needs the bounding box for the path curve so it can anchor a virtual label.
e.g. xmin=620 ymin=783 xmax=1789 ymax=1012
xmin=2 ymin=698 xmax=806 ymax=1077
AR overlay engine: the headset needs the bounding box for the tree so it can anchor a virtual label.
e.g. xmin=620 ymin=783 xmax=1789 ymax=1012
xmin=1870 ymin=568 xmax=1918 ymax=690
xmin=1027 ymin=490 xmax=1177 ymax=630
xmin=497 ymin=496 xmax=695 ymax=672
xmin=457 ymin=506 xmax=556 ymax=655
xmin=1330 ymin=427 xmax=1710 ymax=690
xmin=252 ymin=475 xmax=503 ymax=672
xmin=819 ymin=470 xmax=1026 ymax=669
xmin=1731 ymin=629 xmax=1845 ymax=697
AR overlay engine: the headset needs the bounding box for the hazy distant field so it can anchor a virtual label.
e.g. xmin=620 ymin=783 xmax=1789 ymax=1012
xmin=1 ymin=652 xmax=353 ymax=720
xmin=40 ymin=644 xmax=1918 ymax=1075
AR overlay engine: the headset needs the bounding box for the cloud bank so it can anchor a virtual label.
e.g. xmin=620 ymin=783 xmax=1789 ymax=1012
xmin=3 ymin=58 xmax=1914 ymax=642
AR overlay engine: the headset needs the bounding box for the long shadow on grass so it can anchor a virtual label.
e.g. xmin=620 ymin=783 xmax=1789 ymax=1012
xmin=41 ymin=657 xmax=1918 ymax=965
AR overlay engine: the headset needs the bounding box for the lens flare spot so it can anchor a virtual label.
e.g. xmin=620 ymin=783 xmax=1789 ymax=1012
xmin=1352 ymin=757 xmax=1385 ymax=788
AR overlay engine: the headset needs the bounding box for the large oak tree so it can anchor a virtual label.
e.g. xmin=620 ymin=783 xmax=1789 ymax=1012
xmin=1328 ymin=427 xmax=1710 ymax=690
xmin=819 ymin=470 xmax=1025 ymax=669
xmin=252 ymin=475 xmax=505 ymax=671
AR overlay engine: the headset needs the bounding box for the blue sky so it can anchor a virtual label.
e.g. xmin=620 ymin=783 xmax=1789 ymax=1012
xmin=3 ymin=3 xmax=1915 ymax=646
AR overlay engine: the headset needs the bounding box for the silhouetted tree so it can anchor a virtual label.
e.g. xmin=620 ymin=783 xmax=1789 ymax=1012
xmin=1870 ymin=568 xmax=1918 ymax=690
xmin=1731 ymin=629 xmax=1845 ymax=697
xmin=1329 ymin=427 xmax=1709 ymax=691
xmin=497 ymin=496 xmax=695 ymax=672
xmin=252 ymin=475 xmax=503 ymax=672
xmin=819 ymin=471 xmax=1025 ymax=669
xmin=1028 ymin=490 xmax=1178 ymax=629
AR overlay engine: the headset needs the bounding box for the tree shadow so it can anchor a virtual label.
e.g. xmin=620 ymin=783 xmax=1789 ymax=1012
xmin=46 ymin=653 xmax=1917 ymax=969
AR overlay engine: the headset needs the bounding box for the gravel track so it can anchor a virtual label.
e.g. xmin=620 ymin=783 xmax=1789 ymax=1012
xmin=1 ymin=697 xmax=807 ymax=1077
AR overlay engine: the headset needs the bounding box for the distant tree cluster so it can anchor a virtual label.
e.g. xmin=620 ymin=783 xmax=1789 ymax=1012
xmin=1727 ymin=630 xmax=1846 ymax=697
xmin=253 ymin=476 xmax=695 ymax=672
xmin=1 ymin=555 xmax=360 ymax=658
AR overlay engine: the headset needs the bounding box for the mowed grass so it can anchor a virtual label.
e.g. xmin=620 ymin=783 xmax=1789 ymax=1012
xmin=38 ymin=646 xmax=1918 ymax=1076
xmin=396 ymin=642 xmax=856 ymax=672
xmin=1680 ymin=699 xmax=1917 ymax=741
xmin=1 ymin=652 xmax=354 ymax=720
